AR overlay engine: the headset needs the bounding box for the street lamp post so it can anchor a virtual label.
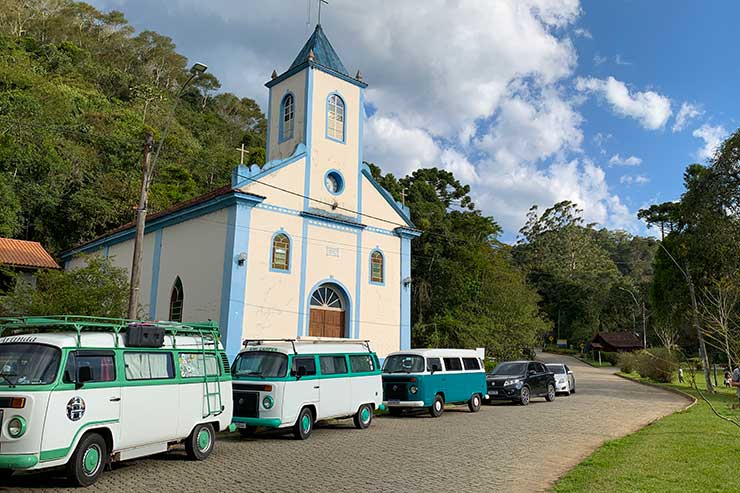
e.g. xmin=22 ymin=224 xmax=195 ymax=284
xmin=127 ymin=63 xmax=208 ymax=320
xmin=619 ymin=286 xmax=646 ymax=349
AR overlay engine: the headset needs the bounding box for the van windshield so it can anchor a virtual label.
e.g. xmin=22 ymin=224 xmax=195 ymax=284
xmin=383 ymin=354 xmax=424 ymax=373
xmin=232 ymin=351 xmax=288 ymax=378
xmin=0 ymin=343 xmax=61 ymax=385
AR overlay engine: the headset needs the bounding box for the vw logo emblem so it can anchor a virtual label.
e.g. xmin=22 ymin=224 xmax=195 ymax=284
xmin=392 ymin=385 xmax=398 ymax=391
xmin=67 ymin=397 xmax=86 ymax=421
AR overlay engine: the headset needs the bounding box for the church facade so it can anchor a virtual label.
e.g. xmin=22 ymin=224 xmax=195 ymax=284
xmin=61 ymin=25 xmax=420 ymax=361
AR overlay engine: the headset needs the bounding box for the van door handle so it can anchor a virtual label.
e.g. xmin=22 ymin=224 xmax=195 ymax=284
xmin=313 ymin=386 xmax=320 ymax=389
xmin=110 ymin=397 xmax=121 ymax=402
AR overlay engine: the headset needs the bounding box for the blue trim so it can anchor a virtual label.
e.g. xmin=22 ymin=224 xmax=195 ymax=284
xmin=220 ymin=201 xmax=255 ymax=362
xmin=325 ymin=92 xmax=347 ymax=144
xmin=394 ymin=227 xmax=423 ymax=239
xmin=233 ymin=144 xmax=307 ymax=188
xmin=323 ymin=168 xmax=345 ymax=196
xmin=296 ymin=218 xmax=309 ymax=336
xmin=360 ymin=165 xmax=415 ymax=228
xmin=60 ymin=192 xmax=265 ymax=259
xmin=368 ymin=247 xmax=385 ymax=286
xmin=278 ymin=91 xmax=295 ymax=143
xmin=400 ymin=236 xmax=411 ymax=350
xmin=148 ymin=229 xmax=163 ymax=320
xmin=354 ymin=231 xmax=362 ymax=338
xmin=301 ymin=210 xmax=365 ymax=230
xmin=103 ymin=245 xmax=110 ymax=259
xmin=304 ymin=278 xmax=353 ymax=338
xmin=266 ymin=86 xmax=272 ymax=160
xmin=266 ymin=60 xmax=367 ymax=89
xmin=269 ymin=229 xmax=292 ymax=274
xmin=303 ymin=67 xmax=314 ymax=210
xmin=357 ymin=89 xmax=365 ymax=222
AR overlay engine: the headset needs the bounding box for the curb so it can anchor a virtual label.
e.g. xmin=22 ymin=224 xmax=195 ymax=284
xmin=615 ymin=372 xmax=698 ymax=411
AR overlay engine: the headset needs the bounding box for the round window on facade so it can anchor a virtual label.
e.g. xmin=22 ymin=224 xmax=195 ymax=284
xmin=325 ymin=170 xmax=344 ymax=195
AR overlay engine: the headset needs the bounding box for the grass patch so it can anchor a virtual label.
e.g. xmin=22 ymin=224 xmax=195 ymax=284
xmin=554 ymin=372 xmax=740 ymax=492
xmin=578 ymin=357 xmax=612 ymax=368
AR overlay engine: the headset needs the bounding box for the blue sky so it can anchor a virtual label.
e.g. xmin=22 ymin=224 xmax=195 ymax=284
xmin=91 ymin=0 xmax=739 ymax=242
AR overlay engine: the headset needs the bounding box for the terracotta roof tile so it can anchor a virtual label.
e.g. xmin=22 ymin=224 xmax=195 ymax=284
xmin=0 ymin=238 xmax=59 ymax=269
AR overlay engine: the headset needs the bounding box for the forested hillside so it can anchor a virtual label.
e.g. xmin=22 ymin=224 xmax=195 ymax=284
xmin=0 ymin=1 xmax=266 ymax=253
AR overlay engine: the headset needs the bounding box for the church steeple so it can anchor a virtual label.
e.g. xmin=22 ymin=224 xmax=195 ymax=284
xmin=289 ymin=24 xmax=349 ymax=77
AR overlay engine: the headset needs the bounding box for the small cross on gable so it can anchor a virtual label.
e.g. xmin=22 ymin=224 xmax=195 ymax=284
xmin=236 ymin=144 xmax=249 ymax=164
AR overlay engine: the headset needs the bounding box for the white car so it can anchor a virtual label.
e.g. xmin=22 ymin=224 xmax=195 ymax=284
xmin=546 ymin=363 xmax=576 ymax=395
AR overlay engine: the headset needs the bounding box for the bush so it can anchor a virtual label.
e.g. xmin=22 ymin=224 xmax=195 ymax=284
xmin=618 ymin=352 xmax=638 ymax=373
xmin=633 ymin=348 xmax=679 ymax=383
xmin=601 ymin=351 xmax=620 ymax=365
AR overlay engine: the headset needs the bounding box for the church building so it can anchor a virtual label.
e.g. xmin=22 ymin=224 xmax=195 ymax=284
xmin=61 ymin=25 xmax=421 ymax=361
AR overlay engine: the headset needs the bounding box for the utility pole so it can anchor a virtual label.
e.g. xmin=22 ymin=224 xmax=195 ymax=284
xmin=127 ymin=132 xmax=154 ymax=319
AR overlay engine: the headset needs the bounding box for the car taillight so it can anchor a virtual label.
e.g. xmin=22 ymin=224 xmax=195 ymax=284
xmin=10 ymin=398 xmax=25 ymax=409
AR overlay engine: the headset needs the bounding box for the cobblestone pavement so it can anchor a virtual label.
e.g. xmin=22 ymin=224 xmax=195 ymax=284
xmin=1 ymin=353 xmax=688 ymax=493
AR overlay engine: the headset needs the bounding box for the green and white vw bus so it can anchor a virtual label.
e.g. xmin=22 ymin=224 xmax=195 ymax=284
xmin=0 ymin=316 xmax=232 ymax=486
xmin=382 ymin=349 xmax=487 ymax=417
xmin=231 ymin=339 xmax=382 ymax=439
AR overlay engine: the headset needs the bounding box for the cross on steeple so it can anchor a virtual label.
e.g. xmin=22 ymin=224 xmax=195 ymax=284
xmin=400 ymin=188 xmax=407 ymax=206
xmin=236 ymin=143 xmax=249 ymax=164
xmin=318 ymin=0 xmax=328 ymax=25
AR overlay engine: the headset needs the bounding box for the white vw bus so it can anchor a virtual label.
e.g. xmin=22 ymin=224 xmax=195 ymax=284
xmin=231 ymin=339 xmax=382 ymax=439
xmin=0 ymin=316 xmax=233 ymax=486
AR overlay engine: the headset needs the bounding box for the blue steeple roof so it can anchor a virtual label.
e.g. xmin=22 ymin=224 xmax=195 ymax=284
xmin=289 ymin=24 xmax=349 ymax=76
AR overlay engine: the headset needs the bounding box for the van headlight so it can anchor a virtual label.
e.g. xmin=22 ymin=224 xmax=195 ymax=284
xmin=409 ymin=385 xmax=418 ymax=394
xmin=262 ymin=395 xmax=274 ymax=409
xmin=7 ymin=416 xmax=26 ymax=438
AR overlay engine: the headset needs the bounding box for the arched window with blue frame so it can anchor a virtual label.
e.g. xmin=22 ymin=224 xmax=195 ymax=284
xmin=369 ymin=249 xmax=384 ymax=285
xmin=326 ymin=93 xmax=345 ymax=142
xmin=279 ymin=93 xmax=295 ymax=142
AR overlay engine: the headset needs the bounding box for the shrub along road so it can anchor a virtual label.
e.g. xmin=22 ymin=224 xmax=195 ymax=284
xmin=2 ymin=354 xmax=687 ymax=492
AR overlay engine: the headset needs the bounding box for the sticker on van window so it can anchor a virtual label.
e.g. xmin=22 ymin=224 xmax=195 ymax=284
xmin=67 ymin=397 xmax=86 ymax=421
xmin=246 ymin=347 xmax=279 ymax=352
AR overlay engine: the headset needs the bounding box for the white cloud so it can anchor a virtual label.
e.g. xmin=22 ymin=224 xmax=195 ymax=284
xmin=593 ymin=53 xmax=607 ymax=65
xmin=576 ymin=76 xmax=672 ymax=130
xmin=620 ymin=174 xmax=650 ymax=185
xmin=672 ymin=102 xmax=703 ymax=132
xmin=608 ymin=154 xmax=642 ymax=166
xmin=614 ymin=54 xmax=632 ymax=66
xmin=692 ymin=123 xmax=727 ymax=160
xmin=364 ymin=115 xmax=439 ymax=177
xmin=574 ymin=28 xmax=592 ymax=39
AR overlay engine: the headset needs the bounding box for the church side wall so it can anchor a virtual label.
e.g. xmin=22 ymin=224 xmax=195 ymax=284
xmin=267 ymin=69 xmax=307 ymax=162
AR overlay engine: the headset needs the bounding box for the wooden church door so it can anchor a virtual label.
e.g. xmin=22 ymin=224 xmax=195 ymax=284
xmin=308 ymin=286 xmax=346 ymax=338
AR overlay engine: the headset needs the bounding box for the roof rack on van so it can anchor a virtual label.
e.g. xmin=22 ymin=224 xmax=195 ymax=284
xmin=243 ymin=338 xmax=372 ymax=354
xmin=0 ymin=315 xmax=222 ymax=349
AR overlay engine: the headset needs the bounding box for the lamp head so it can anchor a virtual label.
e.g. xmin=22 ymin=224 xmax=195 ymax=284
xmin=190 ymin=62 xmax=208 ymax=75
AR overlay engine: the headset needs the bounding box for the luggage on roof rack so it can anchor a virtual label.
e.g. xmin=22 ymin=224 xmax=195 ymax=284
xmin=126 ymin=322 xmax=165 ymax=348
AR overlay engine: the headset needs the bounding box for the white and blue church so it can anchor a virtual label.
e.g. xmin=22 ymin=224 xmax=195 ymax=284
xmin=61 ymin=25 xmax=421 ymax=361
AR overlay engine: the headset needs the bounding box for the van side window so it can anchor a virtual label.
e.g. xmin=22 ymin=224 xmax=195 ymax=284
xmin=462 ymin=357 xmax=480 ymax=371
xmin=292 ymin=357 xmax=317 ymax=376
xmin=320 ymin=355 xmax=348 ymax=375
xmin=349 ymin=355 xmax=375 ymax=373
xmin=63 ymin=352 xmax=116 ymax=383
xmin=124 ymin=352 xmax=175 ymax=380
xmin=178 ymin=353 xmax=220 ymax=378
xmin=443 ymin=357 xmax=462 ymax=371
xmin=426 ymin=357 xmax=442 ymax=372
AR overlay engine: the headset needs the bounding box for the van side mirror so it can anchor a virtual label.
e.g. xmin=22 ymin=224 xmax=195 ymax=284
xmin=77 ymin=366 xmax=93 ymax=387
xmin=292 ymin=366 xmax=308 ymax=380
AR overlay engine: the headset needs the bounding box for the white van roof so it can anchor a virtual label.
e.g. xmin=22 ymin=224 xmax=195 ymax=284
xmin=240 ymin=338 xmax=374 ymax=356
xmin=385 ymin=348 xmax=482 ymax=359
xmin=0 ymin=332 xmax=223 ymax=351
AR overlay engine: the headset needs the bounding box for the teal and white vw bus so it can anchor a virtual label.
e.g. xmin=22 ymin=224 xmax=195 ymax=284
xmin=382 ymin=349 xmax=487 ymax=417
xmin=231 ymin=339 xmax=382 ymax=439
xmin=0 ymin=316 xmax=232 ymax=486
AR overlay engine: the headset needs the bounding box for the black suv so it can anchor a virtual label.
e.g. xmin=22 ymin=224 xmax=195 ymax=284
xmin=484 ymin=360 xmax=556 ymax=406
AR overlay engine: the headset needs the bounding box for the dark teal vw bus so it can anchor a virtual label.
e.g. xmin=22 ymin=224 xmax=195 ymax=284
xmin=381 ymin=349 xmax=486 ymax=417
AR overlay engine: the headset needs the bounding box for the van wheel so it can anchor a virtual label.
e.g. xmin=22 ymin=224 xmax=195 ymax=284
xmin=429 ymin=394 xmax=444 ymax=417
xmin=293 ymin=407 xmax=313 ymax=440
xmin=238 ymin=426 xmax=257 ymax=438
xmin=468 ymin=393 xmax=482 ymax=412
xmin=353 ymin=404 xmax=373 ymax=429
xmin=185 ymin=423 xmax=215 ymax=460
xmin=67 ymin=432 xmax=106 ymax=487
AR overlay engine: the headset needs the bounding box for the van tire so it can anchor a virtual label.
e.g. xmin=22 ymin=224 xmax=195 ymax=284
xmin=185 ymin=423 xmax=215 ymax=461
xmin=353 ymin=404 xmax=373 ymax=429
xmin=468 ymin=393 xmax=482 ymax=412
xmin=429 ymin=394 xmax=444 ymax=418
xmin=293 ymin=407 xmax=314 ymax=440
xmin=67 ymin=432 xmax=106 ymax=487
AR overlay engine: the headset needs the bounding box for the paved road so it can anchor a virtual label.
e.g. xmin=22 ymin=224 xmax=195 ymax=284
xmin=2 ymin=353 xmax=687 ymax=492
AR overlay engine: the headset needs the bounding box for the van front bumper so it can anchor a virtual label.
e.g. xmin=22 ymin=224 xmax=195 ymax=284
xmin=232 ymin=417 xmax=282 ymax=428
xmin=383 ymin=400 xmax=425 ymax=408
xmin=0 ymin=454 xmax=38 ymax=469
